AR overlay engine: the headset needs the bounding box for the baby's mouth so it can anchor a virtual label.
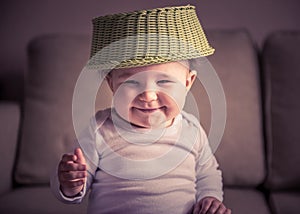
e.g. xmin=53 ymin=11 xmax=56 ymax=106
xmin=133 ymin=106 xmax=165 ymax=113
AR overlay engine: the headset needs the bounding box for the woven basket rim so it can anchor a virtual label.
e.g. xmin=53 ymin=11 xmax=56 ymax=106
xmin=92 ymin=5 xmax=195 ymax=23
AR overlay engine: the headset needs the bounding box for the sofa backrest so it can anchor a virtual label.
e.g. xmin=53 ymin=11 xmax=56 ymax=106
xmin=15 ymin=34 xmax=93 ymax=184
xmin=0 ymin=103 xmax=20 ymax=194
xmin=14 ymin=30 xmax=266 ymax=188
xmin=263 ymin=31 xmax=300 ymax=190
xmin=205 ymin=30 xmax=265 ymax=187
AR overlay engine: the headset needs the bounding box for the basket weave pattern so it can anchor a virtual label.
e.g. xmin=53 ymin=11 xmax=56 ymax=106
xmin=89 ymin=5 xmax=214 ymax=69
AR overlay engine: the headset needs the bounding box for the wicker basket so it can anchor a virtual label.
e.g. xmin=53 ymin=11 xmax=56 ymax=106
xmin=88 ymin=5 xmax=214 ymax=70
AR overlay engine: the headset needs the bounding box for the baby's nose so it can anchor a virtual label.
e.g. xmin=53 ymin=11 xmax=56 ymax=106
xmin=138 ymin=90 xmax=158 ymax=102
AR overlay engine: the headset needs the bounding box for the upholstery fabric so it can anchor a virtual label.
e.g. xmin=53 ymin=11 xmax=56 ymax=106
xmin=197 ymin=30 xmax=265 ymax=187
xmin=263 ymin=31 xmax=300 ymax=190
xmin=269 ymin=192 xmax=300 ymax=214
xmin=223 ymin=188 xmax=271 ymax=214
xmin=15 ymin=35 xmax=92 ymax=184
xmin=0 ymin=103 xmax=20 ymax=195
xmin=0 ymin=186 xmax=88 ymax=214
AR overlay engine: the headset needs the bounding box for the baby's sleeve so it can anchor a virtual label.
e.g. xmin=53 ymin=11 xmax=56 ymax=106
xmin=195 ymin=126 xmax=223 ymax=202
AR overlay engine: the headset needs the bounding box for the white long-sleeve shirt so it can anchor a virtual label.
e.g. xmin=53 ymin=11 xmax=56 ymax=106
xmin=51 ymin=108 xmax=223 ymax=214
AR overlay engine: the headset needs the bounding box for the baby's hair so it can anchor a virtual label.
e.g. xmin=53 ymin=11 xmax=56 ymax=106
xmin=188 ymin=58 xmax=199 ymax=72
xmin=179 ymin=59 xmax=199 ymax=72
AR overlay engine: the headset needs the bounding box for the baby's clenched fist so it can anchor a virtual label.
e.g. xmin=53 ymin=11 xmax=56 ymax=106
xmin=58 ymin=148 xmax=87 ymax=197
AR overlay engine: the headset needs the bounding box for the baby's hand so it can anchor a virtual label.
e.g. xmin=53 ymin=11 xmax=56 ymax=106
xmin=193 ymin=196 xmax=231 ymax=214
xmin=58 ymin=148 xmax=87 ymax=197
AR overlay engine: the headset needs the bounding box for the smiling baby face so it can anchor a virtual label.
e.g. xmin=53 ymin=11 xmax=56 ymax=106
xmin=106 ymin=61 xmax=196 ymax=129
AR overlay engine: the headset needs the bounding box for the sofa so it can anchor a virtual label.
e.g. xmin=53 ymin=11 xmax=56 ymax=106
xmin=0 ymin=29 xmax=299 ymax=214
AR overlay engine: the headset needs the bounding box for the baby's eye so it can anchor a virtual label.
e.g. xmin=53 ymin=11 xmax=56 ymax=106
xmin=124 ymin=79 xmax=139 ymax=85
xmin=157 ymin=80 xmax=173 ymax=84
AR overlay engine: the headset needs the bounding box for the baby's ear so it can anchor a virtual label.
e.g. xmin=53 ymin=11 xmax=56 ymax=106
xmin=186 ymin=70 xmax=197 ymax=91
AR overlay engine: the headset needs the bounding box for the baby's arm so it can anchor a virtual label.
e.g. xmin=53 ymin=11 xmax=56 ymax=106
xmin=193 ymin=126 xmax=231 ymax=213
xmin=193 ymin=157 xmax=231 ymax=214
xmin=58 ymin=148 xmax=87 ymax=197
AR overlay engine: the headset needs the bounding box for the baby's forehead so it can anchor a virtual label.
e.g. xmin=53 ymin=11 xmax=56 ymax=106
xmin=108 ymin=61 xmax=190 ymax=78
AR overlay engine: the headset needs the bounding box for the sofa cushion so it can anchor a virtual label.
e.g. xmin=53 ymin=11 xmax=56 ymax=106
xmin=263 ymin=31 xmax=300 ymax=190
xmin=0 ymin=186 xmax=88 ymax=214
xmin=223 ymin=188 xmax=271 ymax=214
xmin=14 ymin=34 xmax=92 ymax=184
xmin=269 ymin=192 xmax=300 ymax=214
xmin=15 ymin=34 xmax=113 ymax=185
xmin=0 ymin=102 xmax=20 ymax=195
xmin=197 ymin=30 xmax=265 ymax=187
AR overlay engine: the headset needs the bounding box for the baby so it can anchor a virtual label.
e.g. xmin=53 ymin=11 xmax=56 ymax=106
xmin=51 ymin=5 xmax=231 ymax=214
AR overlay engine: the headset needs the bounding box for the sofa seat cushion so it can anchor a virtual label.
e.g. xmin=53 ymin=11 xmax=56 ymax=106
xmin=0 ymin=187 xmax=270 ymax=214
xmin=269 ymin=192 xmax=300 ymax=214
xmin=224 ymin=188 xmax=271 ymax=214
xmin=0 ymin=186 xmax=88 ymax=214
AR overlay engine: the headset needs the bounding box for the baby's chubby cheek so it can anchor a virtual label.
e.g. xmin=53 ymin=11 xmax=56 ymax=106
xmin=164 ymin=86 xmax=188 ymax=113
xmin=112 ymin=91 xmax=134 ymax=120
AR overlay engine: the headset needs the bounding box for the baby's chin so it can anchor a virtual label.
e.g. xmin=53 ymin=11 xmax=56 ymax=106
xmin=130 ymin=114 xmax=174 ymax=129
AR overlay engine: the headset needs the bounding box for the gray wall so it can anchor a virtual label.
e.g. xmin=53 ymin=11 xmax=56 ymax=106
xmin=0 ymin=0 xmax=299 ymax=100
